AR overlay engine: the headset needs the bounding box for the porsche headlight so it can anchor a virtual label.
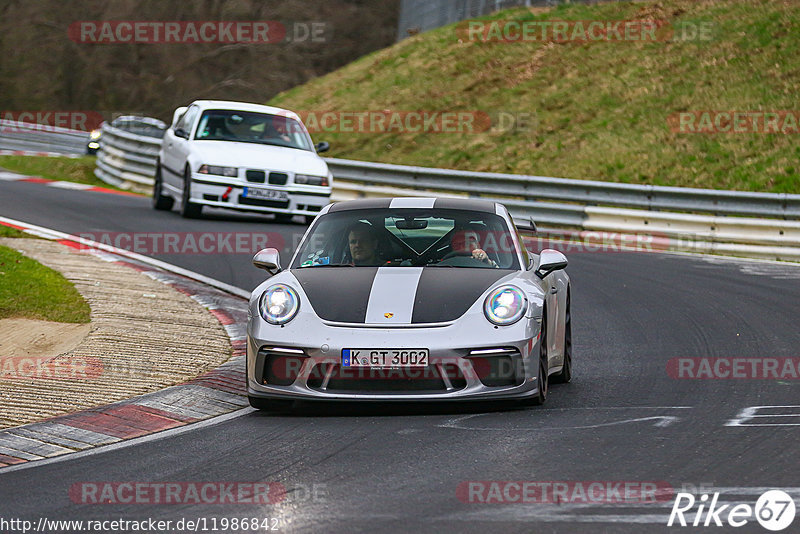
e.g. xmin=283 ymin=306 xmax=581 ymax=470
xmin=259 ymin=284 xmax=300 ymax=325
xmin=89 ymin=129 xmax=102 ymax=140
xmin=484 ymin=286 xmax=527 ymax=326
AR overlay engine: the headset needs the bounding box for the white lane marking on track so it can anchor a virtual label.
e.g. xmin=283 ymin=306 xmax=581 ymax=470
xmin=439 ymin=413 xmax=681 ymax=431
xmin=47 ymin=181 xmax=93 ymax=190
xmin=437 ymin=407 xmax=691 ymax=431
xmin=0 ymin=150 xmax=80 ymax=158
xmin=0 ymin=408 xmax=255 ymax=475
xmin=726 ymin=405 xmax=800 ymax=427
xmin=440 ymin=487 xmax=800 ymax=525
xmin=696 ymin=254 xmax=800 ymax=279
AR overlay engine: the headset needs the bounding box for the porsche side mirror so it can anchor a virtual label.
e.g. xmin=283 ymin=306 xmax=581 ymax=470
xmin=253 ymin=248 xmax=281 ymax=275
xmin=315 ymin=141 xmax=330 ymax=153
xmin=535 ymin=249 xmax=568 ymax=279
xmin=174 ymin=127 xmax=189 ymax=140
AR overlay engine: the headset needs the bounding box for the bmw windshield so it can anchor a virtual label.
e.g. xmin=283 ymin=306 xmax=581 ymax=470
xmin=194 ymin=109 xmax=314 ymax=151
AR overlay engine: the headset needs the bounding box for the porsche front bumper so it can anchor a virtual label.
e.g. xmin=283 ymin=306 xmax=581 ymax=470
xmin=246 ymin=313 xmax=544 ymax=402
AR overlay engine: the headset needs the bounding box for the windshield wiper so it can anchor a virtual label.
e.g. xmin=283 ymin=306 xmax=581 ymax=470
xmin=254 ymin=140 xmax=308 ymax=151
xmin=298 ymin=263 xmax=354 ymax=268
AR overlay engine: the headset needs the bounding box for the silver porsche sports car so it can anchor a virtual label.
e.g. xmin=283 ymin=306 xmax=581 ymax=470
xmin=246 ymin=197 xmax=571 ymax=409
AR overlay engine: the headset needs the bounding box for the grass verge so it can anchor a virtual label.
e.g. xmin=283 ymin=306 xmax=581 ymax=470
xmin=0 ymin=225 xmax=29 ymax=239
xmin=0 ymin=244 xmax=91 ymax=323
xmin=0 ymin=155 xmax=141 ymax=194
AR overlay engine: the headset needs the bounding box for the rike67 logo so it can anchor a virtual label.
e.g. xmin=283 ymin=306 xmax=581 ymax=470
xmin=668 ymin=490 xmax=795 ymax=531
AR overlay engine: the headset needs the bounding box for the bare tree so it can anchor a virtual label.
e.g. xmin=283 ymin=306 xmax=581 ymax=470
xmin=0 ymin=0 xmax=399 ymax=122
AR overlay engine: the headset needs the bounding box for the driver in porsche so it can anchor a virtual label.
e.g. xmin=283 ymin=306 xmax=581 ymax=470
xmin=449 ymin=228 xmax=498 ymax=267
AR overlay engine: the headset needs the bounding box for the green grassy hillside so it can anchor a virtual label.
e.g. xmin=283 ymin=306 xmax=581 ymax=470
xmin=270 ymin=0 xmax=800 ymax=193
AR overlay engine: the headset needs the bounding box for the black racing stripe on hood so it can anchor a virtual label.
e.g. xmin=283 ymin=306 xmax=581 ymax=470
xmin=411 ymin=269 xmax=513 ymax=323
xmin=328 ymin=199 xmax=392 ymax=212
xmin=292 ymin=268 xmax=378 ymax=323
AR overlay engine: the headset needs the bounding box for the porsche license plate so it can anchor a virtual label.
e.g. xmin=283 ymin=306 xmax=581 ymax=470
xmin=243 ymin=187 xmax=289 ymax=201
xmin=342 ymin=349 xmax=429 ymax=368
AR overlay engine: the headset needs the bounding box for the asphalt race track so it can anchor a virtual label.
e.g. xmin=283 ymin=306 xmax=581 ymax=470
xmin=1 ymin=179 xmax=799 ymax=533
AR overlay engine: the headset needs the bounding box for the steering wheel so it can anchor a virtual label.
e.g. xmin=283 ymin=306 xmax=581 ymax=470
xmin=441 ymin=250 xmax=473 ymax=261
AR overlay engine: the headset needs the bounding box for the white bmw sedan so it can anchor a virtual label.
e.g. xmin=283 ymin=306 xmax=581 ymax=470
xmin=154 ymin=100 xmax=332 ymax=223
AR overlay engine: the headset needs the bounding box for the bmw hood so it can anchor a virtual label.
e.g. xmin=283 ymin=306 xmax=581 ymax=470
xmin=291 ymin=267 xmax=514 ymax=324
xmin=192 ymin=141 xmax=328 ymax=176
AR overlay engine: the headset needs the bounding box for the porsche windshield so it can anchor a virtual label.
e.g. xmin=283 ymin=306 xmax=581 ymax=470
xmin=292 ymin=209 xmax=521 ymax=270
xmin=194 ymin=109 xmax=313 ymax=151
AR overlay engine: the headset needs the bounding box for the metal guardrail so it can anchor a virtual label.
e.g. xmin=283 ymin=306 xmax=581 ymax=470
xmin=326 ymin=158 xmax=800 ymax=221
xmin=1 ymin=115 xmax=796 ymax=261
xmin=81 ymin=131 xmax=800 ymax=261
xmin=0 ymin=119 xmax=88 ymax=156
xmin=94 ymin=123 xmax=160 ymax=189
xmin=326 ymin=158 xmax=800 ymax=261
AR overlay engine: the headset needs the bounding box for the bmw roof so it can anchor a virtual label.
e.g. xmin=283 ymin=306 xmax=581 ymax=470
xmin=188 ymin=100 xmax=301 ymax=121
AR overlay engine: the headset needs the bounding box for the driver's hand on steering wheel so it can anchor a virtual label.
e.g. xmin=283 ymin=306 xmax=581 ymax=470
xmin=472 ymin=248 xmax=497 ymax=267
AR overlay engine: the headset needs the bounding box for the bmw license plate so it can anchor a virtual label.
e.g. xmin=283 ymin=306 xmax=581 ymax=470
xmin=243 ymin=187 xmax=289 ymax=201
xmin=342 ymin=349 xmax=429 ymax=368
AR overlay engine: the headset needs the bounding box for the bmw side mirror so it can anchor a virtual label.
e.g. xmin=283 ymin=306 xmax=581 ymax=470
xmin=174 ymin=127 xmax=189 ymax=139
xmin=172 ymin=106 xmax=188 ymax=128
xmin=253 ymin=248 xmax=282 ymax=275
xmin=535 ymin=249 xmax=568 ymax=279
xmin=315 ymin=141 xmax=330 ymax=153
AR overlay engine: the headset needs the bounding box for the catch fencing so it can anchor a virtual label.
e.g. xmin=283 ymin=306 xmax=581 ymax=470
xmin=397 ymin=0 xmax=625 ymax=39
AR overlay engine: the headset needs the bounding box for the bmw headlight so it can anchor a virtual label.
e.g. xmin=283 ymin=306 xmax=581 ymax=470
xmin=484 ymin=286 xmax=527 ymax=325
xmin=259 ymin=284 xmax=300 ymax=325
xmin=89 ymin=129 xmax=102 ymax=140
xmin=198 ymin=165 xmax=238 ymax=177
xmin=294 ymin=174 xmax=328 ymax=186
